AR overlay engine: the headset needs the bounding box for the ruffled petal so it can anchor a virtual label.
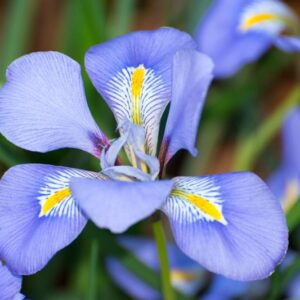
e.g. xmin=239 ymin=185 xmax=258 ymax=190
xmin=70 ymin=179 xmax=173 ymax=233
xmin=0 ymin=164 xmax=101 ymax=275
xmin=161 ymin=49 xmax=213 ymax=164
xmin=0 ymin=262 xmax=23 ymax=300
xmin=0 ymin=52 xmax=108 ymax=157
xmin=162 ymin=172 xmax=288 ymax=280
xmin=85 ymin=27 xmax=196 ymax=154
xmin=195 ymin=0 xmax=272 ymax=78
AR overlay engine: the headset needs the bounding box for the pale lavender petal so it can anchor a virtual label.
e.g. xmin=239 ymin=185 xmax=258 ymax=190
xmin=161 ymin=49 xmax=213 ymax=164
xmin=0 ymin=263 xmax=22 ymax=300
xmin=70 ymin=179 xmax=173 ymax=233
xmin=85 ymin=28 xmax=196 ymax=154
xmin=0 ymin=52 xmax=108 ymax=157
xmin=163 ymin=172 xmax=288 ymax=280
xmin=0 ymin=164 xmax=100 ymax=275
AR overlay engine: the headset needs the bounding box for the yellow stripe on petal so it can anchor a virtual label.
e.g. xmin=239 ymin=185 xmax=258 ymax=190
xmin=40 ymin=187 xmax=71 ymax=217
xmin=171 ymin=269 xmax=199 ymax=282
xmin=131 ymin=65 xmax=145 ymax=125
xmin=240 ymin=13 xmax=279 ymax=30
xmin=171 ymin=189 xmax=227 ymax=225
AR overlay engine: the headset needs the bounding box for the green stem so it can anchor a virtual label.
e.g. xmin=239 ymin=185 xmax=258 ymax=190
xmin=88 ymin=240 xmax=99 ymax=300
xmin=152 ymin=219 xmax=175 ymax=300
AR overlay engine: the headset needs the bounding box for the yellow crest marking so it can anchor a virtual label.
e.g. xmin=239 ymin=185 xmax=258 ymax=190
xmin=171 ymin=189 xmax=227 ymax=224
xmin=171 ymin=269 xmax=199 ymax=282
xmin=240 ymin=13 xmax=278 ymax=30
xmin=40 ymin=187 xmax=71 ymax=216
xmin=131 ymin=66 xmax=145 ymax=125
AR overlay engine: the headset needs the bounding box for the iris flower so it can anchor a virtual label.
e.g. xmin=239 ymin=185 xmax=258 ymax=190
xmin=196 ymin=0 xmax=300 ymax=78
xmin=0 ymin=262 xmax=24 ymax=300
xmin=106 ymin=236 xmax=206 ymax=299
xmin=0 ymin=27 xmax=287 ymax=281
xmin=268 ymin=107 xmax=300 ymax=212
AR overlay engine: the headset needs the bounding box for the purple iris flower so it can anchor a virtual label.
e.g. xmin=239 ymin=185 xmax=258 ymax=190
xmin=196 ymin=0 xmax=300 ymax=78
xmin=268 ymin=107 xmax=300 ymax=211
xmin=0 ymin=27 xmax=287 ymax=282
xmin=0 ymin=262 xmax=24 ymax=300
xmin=106 ymin=236 xmax=206 ymax=299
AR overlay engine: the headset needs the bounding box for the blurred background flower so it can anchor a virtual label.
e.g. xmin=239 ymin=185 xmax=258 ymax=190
xmin=0 ymin=0 xmax=300 ymax=299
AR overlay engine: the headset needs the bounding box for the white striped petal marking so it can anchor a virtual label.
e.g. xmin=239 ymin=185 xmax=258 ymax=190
xmin=164 ymin=177 xmax=227 ymax=225
xmin=106 ymin=65 xmax=169 ymax=154
xmin=239 ymin=0 xmax=298 ymax=35
xmin=38 ymin=169 xmax=100 ymax=218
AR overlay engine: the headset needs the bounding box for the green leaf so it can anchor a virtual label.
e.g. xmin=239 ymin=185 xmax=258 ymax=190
xmin=234 ymin=86 xmax=300 ymax=171
xmin=109 ymin=0 xmax=136 ymax=37
xmin=88 ymin=240 xmax=99 ymax=300
xmin=0 ymin=0 xmax=38 ymax=79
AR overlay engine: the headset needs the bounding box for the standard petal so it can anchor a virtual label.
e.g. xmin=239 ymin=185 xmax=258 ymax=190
xmin=0 ymin=52 xmax=108 ymax=157
xmin=85 ymin=27 xmax=196 ymax=154
xmin=0 ymin=262 xmax=23 ymax=300
xmin=162 ymin=172 xmax=288 ymax=281
xmin=0 ymin=164 xmax=101 ymax=275
xmin=195 ymin=0 xmax=272 ymax=78
xmin=70 ymin=179 xmax=173 ymax=233
xmin=161 ymin=49 xmax=213 ymax=164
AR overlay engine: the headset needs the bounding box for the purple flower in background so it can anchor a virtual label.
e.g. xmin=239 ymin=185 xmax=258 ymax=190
xmin=108 ymin=237 xmax=270 ymax=300
xmin=0 ymin=27 xmax=288 ymax=282
xmin=287 ymin=273 xmax=300 ymax=299
xmin=106 ymin=236 xmax=206 ymax=299
xmin=268 ymin=107 xmax=300 ymax=211
xmin=202 ymin=274 xmax=269 ymax=300
xmin=0 ymin=262 xmax=24 ymax=300
xmin=196 ymin=0 xmax=300 ymax=78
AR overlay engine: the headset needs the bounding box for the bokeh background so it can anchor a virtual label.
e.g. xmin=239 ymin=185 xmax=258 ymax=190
xmin=0 ymin=0 xmax=299 ymax=299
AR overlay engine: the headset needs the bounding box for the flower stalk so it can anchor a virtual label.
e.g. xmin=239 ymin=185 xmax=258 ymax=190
xmin=152 ymin=218 xmax=174 ymax=300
